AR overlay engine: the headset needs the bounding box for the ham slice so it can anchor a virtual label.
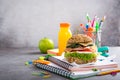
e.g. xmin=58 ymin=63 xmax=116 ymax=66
xmin=69 ymin=47 xmax=94 ymax=52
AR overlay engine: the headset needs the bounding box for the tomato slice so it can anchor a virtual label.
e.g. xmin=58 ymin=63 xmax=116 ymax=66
xmin=71 ymin=48 xmax=94 ymax=52
xmin=81 ymin=48 xmax=93 ymax=52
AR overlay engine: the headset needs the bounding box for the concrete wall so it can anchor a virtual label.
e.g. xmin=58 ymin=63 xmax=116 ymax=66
xmin=0 ymin=0 xmax=120 ymax=48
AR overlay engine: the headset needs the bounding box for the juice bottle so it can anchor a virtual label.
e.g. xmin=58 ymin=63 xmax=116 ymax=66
xmin=58 ymin=23 xmax=72 ymax=56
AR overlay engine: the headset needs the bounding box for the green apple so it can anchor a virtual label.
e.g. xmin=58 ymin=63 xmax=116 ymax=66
xmin=38 ymin=37 xmax=54 ymax=53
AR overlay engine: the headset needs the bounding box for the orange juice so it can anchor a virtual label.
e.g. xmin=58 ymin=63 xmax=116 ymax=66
xmin=58 ymin=23 xmax=72 ymax=56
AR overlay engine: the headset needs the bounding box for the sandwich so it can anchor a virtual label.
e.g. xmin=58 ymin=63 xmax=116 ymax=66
xmin=64 ymin=34 xmax=97 ymax=64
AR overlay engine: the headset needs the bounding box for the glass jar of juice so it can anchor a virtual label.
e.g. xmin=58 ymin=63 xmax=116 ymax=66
xmin=58 ymin=23 xmax=72 ymax=56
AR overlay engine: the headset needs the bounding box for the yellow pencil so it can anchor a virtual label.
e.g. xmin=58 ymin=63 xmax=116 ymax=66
xmin=97 ymin=69 xmax=120 ymax=76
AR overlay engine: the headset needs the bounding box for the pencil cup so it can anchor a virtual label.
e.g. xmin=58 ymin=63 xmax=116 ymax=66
xmin=95 ymin=30 xmax=102 ymax=48
xmin=84 ymin=30 xmax=102 ymax=48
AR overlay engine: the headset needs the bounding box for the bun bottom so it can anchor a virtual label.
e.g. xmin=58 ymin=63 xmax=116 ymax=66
xmin=64 ymin=52 xmax=97 ymax=64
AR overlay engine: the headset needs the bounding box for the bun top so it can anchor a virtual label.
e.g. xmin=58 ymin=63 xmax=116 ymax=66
xmin=66 ymin=34 xmax=93 ymax=47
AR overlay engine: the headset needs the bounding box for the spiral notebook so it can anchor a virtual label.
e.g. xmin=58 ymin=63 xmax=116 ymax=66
xmin=35 ymin=62 xmax=100 ymax=79
xmin=46 ymin=55 xmax=118 ymax=72
xmin=34 ymin=54 xmax=118 ymax=79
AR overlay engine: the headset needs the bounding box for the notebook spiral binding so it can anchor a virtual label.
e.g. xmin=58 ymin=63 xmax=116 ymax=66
xmin=48 ymin=57 xmax=73 ymax=70
xmin=35 ymin=63 xmax=74 ymax=78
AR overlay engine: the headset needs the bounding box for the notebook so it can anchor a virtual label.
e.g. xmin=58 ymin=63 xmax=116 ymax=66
xmin=34 ymin=55 xmax=118 ymax=79
xmin=35 ymin=62 xmax=100 ymax=79
xmin=46 ymin=54 xmax=118 ymax=72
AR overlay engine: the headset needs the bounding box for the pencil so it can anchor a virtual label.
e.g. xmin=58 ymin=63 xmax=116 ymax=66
xmin=97 ymin=69 xmax=120 ymax=76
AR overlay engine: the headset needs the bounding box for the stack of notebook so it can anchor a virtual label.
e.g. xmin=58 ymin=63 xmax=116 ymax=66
xmin=34 ymin=54 xmax=119 ymax=79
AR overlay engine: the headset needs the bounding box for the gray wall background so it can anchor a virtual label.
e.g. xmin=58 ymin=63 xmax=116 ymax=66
xmin=0 ymin=0 xmax=120 ymax=48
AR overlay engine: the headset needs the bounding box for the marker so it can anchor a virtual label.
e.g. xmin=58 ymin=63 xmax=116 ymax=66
xmin=95 ymin=18 xmax=99 ymax=32
xmin=86 ymin=13 xmax=91 ymax=22
xmin=86 ymin=23 xmax=89 ymax=30
xmin=87 ymin=27 xmax=94 ymax=38
xmin=91 ymin=15 xmax=97 ymax=27
xmin=99 ymin=16 xmax=106 ymax=28
xmin=80 ymin=24 xmax=86 ymax=32
xmin=102 ymin=16 xmax=106 ymax=22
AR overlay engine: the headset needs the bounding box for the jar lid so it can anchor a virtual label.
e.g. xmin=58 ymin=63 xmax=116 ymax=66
xmin=60 ymin=23 xmax=70 ymax=27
